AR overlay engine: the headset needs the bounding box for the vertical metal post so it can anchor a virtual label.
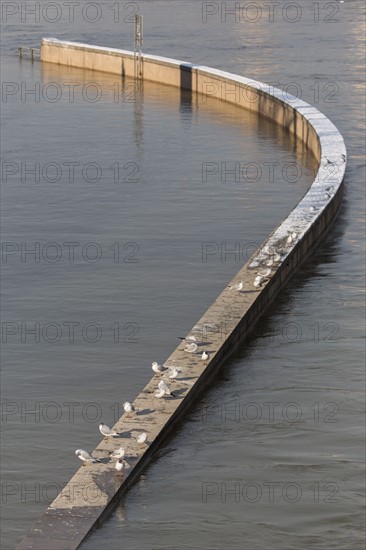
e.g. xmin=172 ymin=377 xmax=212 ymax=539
xmin=134 ymin=14 xmax=143 ymax=80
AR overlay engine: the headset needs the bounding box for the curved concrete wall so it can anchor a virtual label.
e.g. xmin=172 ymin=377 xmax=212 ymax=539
xmin=17 ymin=38 xmax=347 ymax=549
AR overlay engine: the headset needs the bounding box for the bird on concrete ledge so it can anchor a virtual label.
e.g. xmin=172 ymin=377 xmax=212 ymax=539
xmin=75 ymin=449 xmax=101 ymax=466
xmin=99 ymin=422 xmax=118 ymax=438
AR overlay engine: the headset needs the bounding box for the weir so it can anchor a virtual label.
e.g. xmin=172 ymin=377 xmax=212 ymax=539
xmin=16 ymin=38 xmax=346 ymax=549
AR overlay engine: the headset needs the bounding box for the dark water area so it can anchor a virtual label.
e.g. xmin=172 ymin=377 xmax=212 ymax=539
xmin=1 ymin=1 xmax=365 ymax=549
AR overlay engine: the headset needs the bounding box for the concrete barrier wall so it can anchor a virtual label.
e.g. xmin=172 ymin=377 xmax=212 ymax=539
xmin=16 ymin=38 xmax=346 ymax=549
xmin=40 ymin=39 xmax=322 ymax=156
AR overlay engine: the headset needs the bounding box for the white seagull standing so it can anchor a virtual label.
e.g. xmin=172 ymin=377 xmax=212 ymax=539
xmin=201 ymin=351 xmax=210 ymax=361
xmin=155 ymin=380 xmax=176 ymax=398
xmin=99 ymin=422 xmax=118 ymax=438
xmin=75 ymin=449 xmax=101 ymax=465
xmin=136 ymin=432 xmax=148 ymax=446
xmin=123 ymin=401 xmax=135 ymax=415
xmin=110 ymin=446 xmax=125 ymax=459
xmin=158 ymin=379 xmax=175 ymax=396
xmin=168 ymin=367 xmax=181 ymax=379
xmin=115 ymin=458 xmax=130 ymax=475
xmin=254 ymin=275 xmax=265 ymax=288
xmin=254 ymin=268 xmax=271 ymax=288
xmin=228 ymin=280 xmax=244 ymax=291
xmin=152 ymin=361 xmax=168 ymax=374
xmin=287 ymin=232 xmax=297 ymax=244
xmin=267 ymin=252 xmax=281 ymax=267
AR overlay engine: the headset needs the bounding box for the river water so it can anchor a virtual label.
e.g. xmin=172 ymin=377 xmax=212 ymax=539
xmin=1 ymin=1 xmax=365 ymax=549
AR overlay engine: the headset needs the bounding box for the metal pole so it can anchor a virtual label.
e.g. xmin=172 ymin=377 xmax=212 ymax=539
xmin=134 ymin=15 xmax=143 ymax=80
xmin=138 ymin=15 xmax=143 ymax=78
xmin=134 ymin=17 xmax=137 ymax=80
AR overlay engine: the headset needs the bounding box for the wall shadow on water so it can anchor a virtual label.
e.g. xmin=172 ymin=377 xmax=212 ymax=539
xmin=179 ymin=63 xmax=193 ymax=118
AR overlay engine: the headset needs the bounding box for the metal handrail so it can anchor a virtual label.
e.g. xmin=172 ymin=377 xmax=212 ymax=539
xmin=18 ymin=46 xmax=40 ymax=59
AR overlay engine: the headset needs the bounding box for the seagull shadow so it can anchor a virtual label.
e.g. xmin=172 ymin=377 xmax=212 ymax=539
xmin=170 ymin=387 xmax=187 ymax=398
xmin=137 ymin=408 xmax=155 ymax=415
xmin=194 ymin=341 xmax=213 ymax=347
xmin=114 ymin=431 xmax=132 ymax=439
xmin=94 ymin=456 xmax=110 ymax=464
xmin=131 ymin=427 xmax=148 ymax=435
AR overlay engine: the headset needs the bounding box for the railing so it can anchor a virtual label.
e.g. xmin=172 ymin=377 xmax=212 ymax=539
xmin=18 ymin=46 xmax=40 ymax=60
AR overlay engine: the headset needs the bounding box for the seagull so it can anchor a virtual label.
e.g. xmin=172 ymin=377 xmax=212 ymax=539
xmin=123 ymin=402 xmax=135 ymax=415
xmin=75 ymin=449 xmax=101 ymax=465
xmin=158 ymin=379 xmax=175 ymax=395
xmin=267 ymin=253 xmax=281 ymax=267
xmin=99 ymin=422 xmax=118 ymax=438
xmin=309 ymin=206 xmax=316 ymax=212
xmin=201 ymin=350 xmax=209 ymax=361
xmin=266 ymin=246 xmax=281 ymax=267
xmin=264 ymin=244 xmax=274 ymax=255
xmin=178 ymin=335 xmax=197 ymax=343
xmin=110 ymin=446 xmax=125 ymax=459
xmin=258 ymin=268 xmax=271 ymax=278
xmin=115 ymin=458 xmax=130 ymax=475
xmin=287 ymin=232 xmax=297 ymax=244
xmin=156 ymin=380 xmax=176 ymax=398
xmin=264 ymin=244 xmax=279 ymax=261
xmin=136 ymin=432 xmax=148 ymax=445
xmin=180 ymin=336 xmax=206 ymax=347
xmin=185 ymin=342 xmax=198 ymax=353
xmin=168 ymin=367 xmax=181 ymax=379
xmin=254 ymin=275 xmax=265 ymax=288
xmin=254 ymin=269 xmax=271 ymax=287
xmin=155 ymin=388 xmax=167 ymax=398
xmin=152 ymin=361 xmax=168 ymax=374
xmin=228 ymin=280 xmax=244 ymax=291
